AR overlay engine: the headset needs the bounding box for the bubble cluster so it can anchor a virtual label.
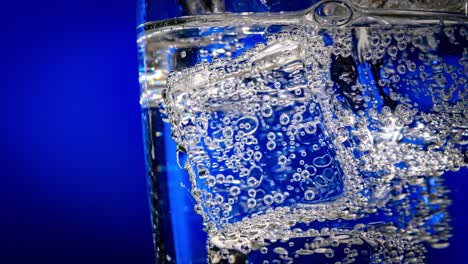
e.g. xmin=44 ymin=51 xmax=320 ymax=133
xmin=162 ymin=22 xmax=467 ymax=263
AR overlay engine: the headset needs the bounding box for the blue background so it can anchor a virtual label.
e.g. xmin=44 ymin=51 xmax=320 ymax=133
xmin=1 ymin=0 xmax=155 ymax=263
xmin=1 ymin=0 xmax=467 ymax=263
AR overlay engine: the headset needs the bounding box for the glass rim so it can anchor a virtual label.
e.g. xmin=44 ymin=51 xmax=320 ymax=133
xmin=137 ymin=0 xmax=468 ymax=28
xmin=137 ymin=5 xmax=468 ymax=34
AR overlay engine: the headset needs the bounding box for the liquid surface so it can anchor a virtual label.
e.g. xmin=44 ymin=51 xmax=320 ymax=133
xmin=139 ymin=4 xmax=468 ymax=263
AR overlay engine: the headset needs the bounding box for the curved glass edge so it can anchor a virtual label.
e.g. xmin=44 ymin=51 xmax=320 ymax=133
xmin=137 ymin=0 xmax=468 ymax=25
xmin=137 ymin=7 xmax=468 ymax=36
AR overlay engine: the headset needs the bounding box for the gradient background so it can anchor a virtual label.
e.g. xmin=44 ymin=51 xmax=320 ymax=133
xmin=1 ymin=0 xmax=467 ymax=263
xmin=2 ymin=0 xmax=154 ymax=263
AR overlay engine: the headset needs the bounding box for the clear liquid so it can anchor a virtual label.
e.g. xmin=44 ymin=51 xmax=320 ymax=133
xmin=139 ymin=7 xmax=468 ymax=264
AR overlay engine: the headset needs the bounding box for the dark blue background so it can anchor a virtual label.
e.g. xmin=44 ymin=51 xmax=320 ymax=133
xmin=1 ymin=0 xmax=467 ymax=263
xmin=1 ymin=0 xmax=155 ymax=263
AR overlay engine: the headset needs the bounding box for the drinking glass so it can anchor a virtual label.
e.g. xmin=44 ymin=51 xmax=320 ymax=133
xmin=137 ymin=1 xmax=468 ymax=263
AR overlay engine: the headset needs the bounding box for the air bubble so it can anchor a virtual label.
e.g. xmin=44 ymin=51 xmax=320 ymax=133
xmin=247 ymin=198 xmax=257 ymax=208
xmin=267 ymin=141 xmax=276 ymax=150
xmin=313 ymin=154 xmax=332 ymax=167
xmin=280 ymin=113 xmax=290 ymax=125
xmin=397 ymin=64 xmax=406 ymax=74
xmin=387 ymin=45 xmax=398 ymax=57
xmin=247 ymin=177 xmax=259 ymax=186
xmin=263 ymin=194 xmax=274 ymax=205
xmin=304 ymin=122 xmax=317 ymax=134
xmin=267 ymin=132 xmax=276 ymax=141
xmin=207 ymin=176 xmax=216 ymax=187
xmin=261 ymin=105 xmax=273 ymax=117
xmin=412 ymin=35 xmax=423 ymax=47
xmin=292 ymin=173 xmax=301 ymax=182
xmin=216 ymin=174 xmax=225 ymax=184
xmin=304 ymin=190 xmax=316 ymax=200
xmin=229 ymin=186 xmax=240 ymax=196
xmin=273 ymin=193 xmax=285 ymax=204
xmin=278 ymin=155 xmax=288 ymax=164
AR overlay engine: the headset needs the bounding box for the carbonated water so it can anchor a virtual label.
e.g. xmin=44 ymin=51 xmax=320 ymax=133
xmin=138 ymin=2 xmax=467 ymax=263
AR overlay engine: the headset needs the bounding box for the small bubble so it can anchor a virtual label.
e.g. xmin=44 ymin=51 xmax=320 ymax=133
xmin=304 ymin=122 xmax=317 ymax=134
xmin=305 ymin=190 xmax=315 ymax=200
xmin=387 ymin=45 xmax=398 ymax=57
xmin=412 ymin=35 xmax=423 ymax=47
xmin=267 ymin=141 xmax=276 ymax=150
xmin=278 ymin=155 xmax=288 ymax=164
xmin=292 ymin=113 xmax=303 ymax=123
xmin=267 ymin=132 xmax=276 ymax=141
xmin=194 ymin=204 xmax=203 ymax=214
xmin=226 ymin=175 xmax=234 ymax=184
xmin=280 ymin=113 xmax=290 ymax=125
xmin=273 ymin=193 xmax=284 ymax=204
xmin=263 ymin=194 xmax=274 ymax=205
xmin=229 ymin=186 xmax=240 ymax=196
xmin=247 ymin=198 xmax=257 ymax=208
xmin=261 ymin=104 xmax=273 ymax=117
xmin=325 ymin=249 xmax=334 ymax=258
xmin=397 ymin=64 xmax=406 ymax=74
xmin=207 ymin=176 xmax=216 ymax=187
xmin=222 ymin=117 xmax=231 ymax=124
xmin=292 ymin=173 xmax=301 ymax=182
xmin=216 ymin=174 xmax=225 ymax=184
xmin=397 ymin=41 xmax=407 ymax=50
xmin=254 ymin=151 xmax=262 ymax=161
xmin=247 ymin=177 xmax=258 ymax=186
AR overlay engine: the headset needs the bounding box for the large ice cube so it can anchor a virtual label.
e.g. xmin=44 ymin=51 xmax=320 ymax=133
xmin=164 ymin=30 xmax=360 ymax=229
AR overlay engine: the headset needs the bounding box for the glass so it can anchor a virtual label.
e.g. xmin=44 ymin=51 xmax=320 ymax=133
xmin=137 ymin=0 xmax=468 ymax=263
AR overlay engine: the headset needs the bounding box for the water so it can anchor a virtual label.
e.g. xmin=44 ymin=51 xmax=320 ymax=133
xmin=138 ymin=3 xmax=468 ymax=263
